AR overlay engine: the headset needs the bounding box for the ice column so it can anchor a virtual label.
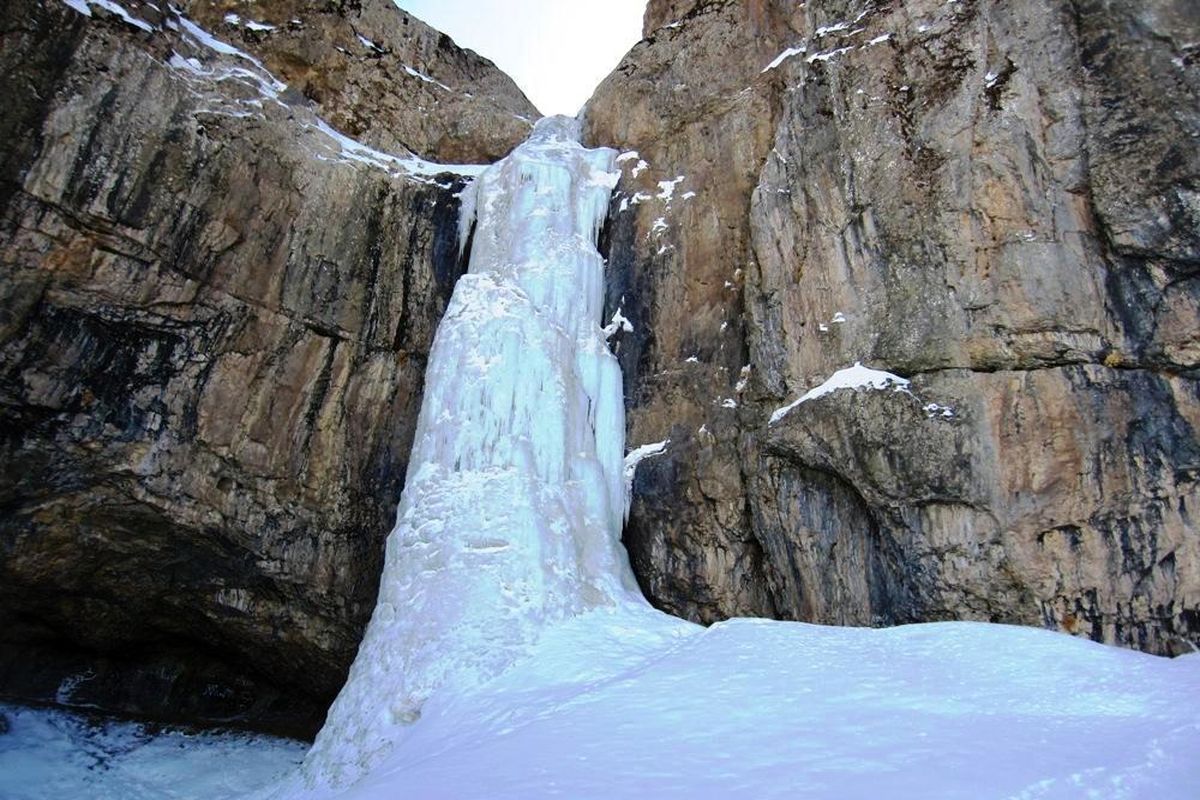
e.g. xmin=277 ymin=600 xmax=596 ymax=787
xmin=302 ymin=116 xmax=641 ymax=786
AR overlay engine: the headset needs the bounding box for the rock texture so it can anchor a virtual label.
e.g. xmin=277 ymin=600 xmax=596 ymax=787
xmin=178 ymin=0 xmax=539 ymax=162
xmin=0 ymin=0 xmax=532 ymax=736
xmin=587 ymin=0 xmax=1200 ymax=654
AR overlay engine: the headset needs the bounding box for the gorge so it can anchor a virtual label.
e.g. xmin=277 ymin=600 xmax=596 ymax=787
xmin=0 ymin=0 xmax=1198 ymax=797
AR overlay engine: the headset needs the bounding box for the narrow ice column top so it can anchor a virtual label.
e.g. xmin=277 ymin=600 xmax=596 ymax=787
xmin=458 ymin=115 xmax=620 ymax=330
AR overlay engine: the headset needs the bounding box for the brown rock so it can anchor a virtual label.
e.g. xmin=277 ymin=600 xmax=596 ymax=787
xmin=586 ymin=0 xmax=1200 ymax=654
xmin=0 ymin=0 xmax=527 ymax=735
xmin=180 ymin=0 xmax=539 ymax=162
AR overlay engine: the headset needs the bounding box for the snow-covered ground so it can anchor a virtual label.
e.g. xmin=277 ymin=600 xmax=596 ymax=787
xmin=5 ymin=619 xmax=1198 ymax=799
xmin=273 ymin=607 xmax=1197 ymax=799
xmin=0 ymin=703 xmax=305 ymax=800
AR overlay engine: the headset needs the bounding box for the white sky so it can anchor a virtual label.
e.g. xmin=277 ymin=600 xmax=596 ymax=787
xmin=396 ymin=0 xmax=647 ymax=116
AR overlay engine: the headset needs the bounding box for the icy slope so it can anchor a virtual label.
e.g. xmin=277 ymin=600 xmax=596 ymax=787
xmin=297 ymin=115 xmax=641 ymax=789
xmin=326 ymin=612 xmax=1200 ymax=799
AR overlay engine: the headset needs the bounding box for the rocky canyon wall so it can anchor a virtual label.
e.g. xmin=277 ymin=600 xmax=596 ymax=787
xmin=587 ymin=0 xmax=1200 ymax=654
xmin=0 ymin=0 xmax=536 ymax=736
xmin=2 ymin=0 xmax=1197 ymax=742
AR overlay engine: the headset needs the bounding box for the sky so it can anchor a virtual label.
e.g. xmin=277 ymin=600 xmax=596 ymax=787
xmin=396 ymin=0 xmax=647 ymax=116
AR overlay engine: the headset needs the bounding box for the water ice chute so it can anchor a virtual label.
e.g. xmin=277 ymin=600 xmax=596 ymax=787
xmin=301 ymin=115 xmax=637 ymax=787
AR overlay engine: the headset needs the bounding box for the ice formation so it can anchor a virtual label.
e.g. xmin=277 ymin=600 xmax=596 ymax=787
xmin=0 ymin=703 xmax=303 ymax=800
xmin=299 ymin=116 xmax=641 ymax=788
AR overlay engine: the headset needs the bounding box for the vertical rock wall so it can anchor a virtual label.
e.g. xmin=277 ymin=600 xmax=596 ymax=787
xmin=586 ymin=0 xmax=1199 ymax=654
xmin=0 ymin=0 xmax=535 ymax=735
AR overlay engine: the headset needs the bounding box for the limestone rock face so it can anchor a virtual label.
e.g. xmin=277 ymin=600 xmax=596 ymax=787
xmin=178 ymin=0 xmax=539 ymax=162
xmin=586 ymin=0 xmax=1200 ymax=653
xmin=0 ymin=0 xmax=529 ymax=735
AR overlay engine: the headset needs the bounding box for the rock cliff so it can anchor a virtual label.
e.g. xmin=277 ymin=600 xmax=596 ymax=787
xmin=3 ymin=0 xmax=1198 ymax=742
xmin=587 ymin=0 xmax=1199 ymax=654
xmin=0 ymin=0 xmax=535 ymax=736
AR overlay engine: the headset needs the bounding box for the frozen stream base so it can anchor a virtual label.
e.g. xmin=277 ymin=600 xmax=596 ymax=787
xmin=0 ymin=703 xmax=305 ymax=800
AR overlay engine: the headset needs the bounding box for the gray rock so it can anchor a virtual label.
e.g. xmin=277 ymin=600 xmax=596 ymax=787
xmin=586 ymin=0 xmax=1200 ymax=655
xmin=0 ymin=0 xmax=529 ymax=736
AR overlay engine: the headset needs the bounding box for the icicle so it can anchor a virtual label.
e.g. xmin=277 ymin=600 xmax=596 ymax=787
xmin=455 ymin=176 xmax=479 ymax=260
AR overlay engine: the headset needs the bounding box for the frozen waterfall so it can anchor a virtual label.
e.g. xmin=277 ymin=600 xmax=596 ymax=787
xmin=300 ymin=115 xmax=643 ymax=787
xmin=256 ymin=114 xmax=1200 ymax=800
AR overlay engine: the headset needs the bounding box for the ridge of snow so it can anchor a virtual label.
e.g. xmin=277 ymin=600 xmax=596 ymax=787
xmin=807 ymin=45 xmax=855 ymax=64
xmin=61 ymin=0 xmax=153 ymax=32
xmin=762 ymin=46 xmax=807 ymax=72
xmin=623 ymin=439 xmax=669 ymax=511
xmin=815 ymin=21 xmax=852 ymax=37
xmin=403 ymin=65 xmax=453 ymax=92
xmin=769 ymin=361 xmax=910 ymax=424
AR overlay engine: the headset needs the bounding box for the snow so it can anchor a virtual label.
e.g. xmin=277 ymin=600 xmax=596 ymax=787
xmin=762 ymin=46 xmax=808 ymax=72
xmin=924 ymin=401 xmax=956 ymax=419
xmin=815 ymin=21 xmax=852 ymax=37
xmin=166 ymin=51 xmax=285 ymax=102
xmin=602 ymin=308 xmax=633 ymax=339
xmin=61 ymin=0 xmax=154 ymax=32
xmin=656 ymin=176 xmax=685 ymax=201
xmin=258 ymin=612 xmax=1200 ymax=800
xmin=304 ymin=117 xmax=485 ymax=180
xmin=403 ymin=65 xmax=452 ymax=92
xmin=223 ymin=13 xmax=275 ymax=32
xmin=622 ymin=439 xmax=670 ymax=509
xmin=10 ymin=624 xmax=1200 ymax=800
xmin=0 ymin=703 xmax=304 ymax=800
xmin=172 ymin=9 xmax=481 ymax=181
xmin=735 ymin=364 xmax=752 ymax=392
xmin=59 ymin=2 xmax=480 ymax=182
xmin=770 ymin=361 xmax=911 ymax=424
xmin=808 ymin=45 xmax=855 ymax=64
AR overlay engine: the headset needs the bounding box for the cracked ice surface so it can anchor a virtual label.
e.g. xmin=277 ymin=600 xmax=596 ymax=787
xmin=295 ymin=116 xmax=641 ymax=790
